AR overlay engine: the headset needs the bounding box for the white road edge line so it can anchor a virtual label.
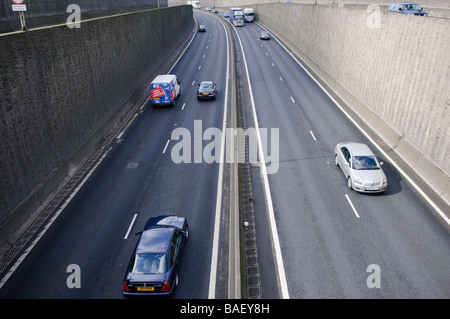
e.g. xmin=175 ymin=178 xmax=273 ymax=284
xmin=162 ymin=139 xmax=170 ymax=154
xmin=235 ymin=25 xmax=290 ymax=299
xmin=124 ymin=214 xmax=138 ymax=239
xmin=208 ymin=16 xmax=229 ymax=299
xmin=345 ymin=194 xmax=360 ymax=218
xmin=261 ymin=23 xmax=450 ymax=227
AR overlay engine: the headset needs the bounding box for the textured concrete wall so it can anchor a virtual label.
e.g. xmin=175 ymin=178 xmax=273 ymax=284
xmin=254 ymin=3 xmax=449 ymax=201
xmin=0 ymin=6 xmax=193 ymax=230
xmin=0 ymin=0 xmax=168 ymax=33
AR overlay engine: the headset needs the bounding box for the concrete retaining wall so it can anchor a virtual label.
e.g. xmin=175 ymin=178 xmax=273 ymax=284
xmin=0 ymin=0 xmax=168 ymax=33
xmin=253 ymin=3 xmax=449 ymax=203
xmin=0 ymin=5 xmax=193 ymax=245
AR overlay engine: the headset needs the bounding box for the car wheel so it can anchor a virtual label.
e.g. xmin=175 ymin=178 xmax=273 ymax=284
xmin=335 ymin=154 xmax=339 ymax=166
xmin=347 ymin=176 xmax=353 ymax=189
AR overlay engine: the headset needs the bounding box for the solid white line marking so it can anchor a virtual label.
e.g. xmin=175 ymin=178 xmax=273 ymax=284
xmin=117 ymin=113 xmax=138 ymax=140
xmin=290 ymin=96 xmax=295 ymax=103
xmin=264 ymin=22 xmax=450 ymax=226
xmin=124 ymin=214 xmax=138 ymax=239
xmin=310 ymin=130 xmax=317 ymax=141
xmin=345 ymin=194 xmax=360 ymax=218
xmin=272 ymin=62 xmax=275 ymax=67
xmin=162 ymin=139 xmax=170 ymax=154
xmin=235 ymin=24 xmax=290 ymax=299
xmin=208 ymin=17 xmax=229 ymax=299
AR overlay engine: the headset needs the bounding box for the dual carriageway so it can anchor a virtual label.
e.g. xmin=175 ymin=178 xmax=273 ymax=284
xmin=0 ymin=9 xmax=449 ymax=299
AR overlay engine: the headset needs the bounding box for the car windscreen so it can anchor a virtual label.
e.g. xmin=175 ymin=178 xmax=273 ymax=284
xmin=132 ymin=253 xmax=168 ymax=274
xmin=352 ymin=156 xmax=380 ymax=170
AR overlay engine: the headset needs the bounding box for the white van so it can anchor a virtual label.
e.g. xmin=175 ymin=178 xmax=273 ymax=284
xmin=150 ymin=74 xmax=181 ymax=107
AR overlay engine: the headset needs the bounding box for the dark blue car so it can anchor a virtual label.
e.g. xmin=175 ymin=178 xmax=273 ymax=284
xmin=387 ymin=2 xmax=428 ymax=16
xmin=122 ymin=215 xmax=188 ymax=297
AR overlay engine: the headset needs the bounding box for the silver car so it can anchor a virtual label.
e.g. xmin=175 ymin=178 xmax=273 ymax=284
xmin=334 ymin=142 xmax=388 ymax=193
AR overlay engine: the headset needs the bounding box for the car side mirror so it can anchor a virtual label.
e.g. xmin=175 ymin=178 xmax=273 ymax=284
xmin=135 ymin=231 xmax=142 ymax=236
xmin=345 ymin=162 xmax=350 ymax=167
xmin=380 ymin=161 xmax=384 ymax=165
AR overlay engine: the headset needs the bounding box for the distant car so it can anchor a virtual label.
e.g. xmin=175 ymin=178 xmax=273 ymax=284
xmin=214 ymin=9 xmax=218 ymax=13
xmin=197 ymin=81 xmax=217 ymax=100
xmin=122 ymin=215 xmax=188 ymax=297
xmin=387 ymin=2 xmax=428 ymax=16
xmin=334 ymin=142 xmax=388 ymax=193
xmin=199 ymin=24 xmax=206 ymax=32
xmin=223 ymin=12 xmax=229 ymax=18
xmin=260 ymin=31 xmax=270 ymax=40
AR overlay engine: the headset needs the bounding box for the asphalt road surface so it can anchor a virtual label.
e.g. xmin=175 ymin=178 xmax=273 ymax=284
xmin=1 ymin=10 xmax=449 ymax=300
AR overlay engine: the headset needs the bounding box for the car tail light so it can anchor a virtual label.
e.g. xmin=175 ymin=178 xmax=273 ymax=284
xmin=160 ymin=281 xmax=171 ymax=292
xmin=122 ymin=281 xmax=131 ymax=292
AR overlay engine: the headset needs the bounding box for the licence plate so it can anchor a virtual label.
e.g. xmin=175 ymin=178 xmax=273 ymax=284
xmin=137 ymin=286 xmax=154 ymax=292
xmin=366 ymin=187 xmax=379 ymax=191
xmin=203 ymin=92 xmax=209 ymax=95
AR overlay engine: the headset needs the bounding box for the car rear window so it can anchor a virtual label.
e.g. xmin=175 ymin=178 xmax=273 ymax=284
xmin=132 ymin=253 xmax=168 ymax=274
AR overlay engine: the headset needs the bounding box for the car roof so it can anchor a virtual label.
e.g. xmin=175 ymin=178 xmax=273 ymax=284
xmin=341 ymin=142 xmax=374 ymax=156
xmin=136 ymin=227 xmax=174 ymax=254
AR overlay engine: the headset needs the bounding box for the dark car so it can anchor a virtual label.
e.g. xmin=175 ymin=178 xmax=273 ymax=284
xmin=197 ymin=81 xmax=217 ymax=100
xmin=387 ymin=2 xmax=428 ymax=16
xmin=199 ymin=24 xmax=206 ymax=32
xmin=260 ymin=31 xmax=270 ymax=40
xmin=122 ymin=215 xmax=188 ymax=297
